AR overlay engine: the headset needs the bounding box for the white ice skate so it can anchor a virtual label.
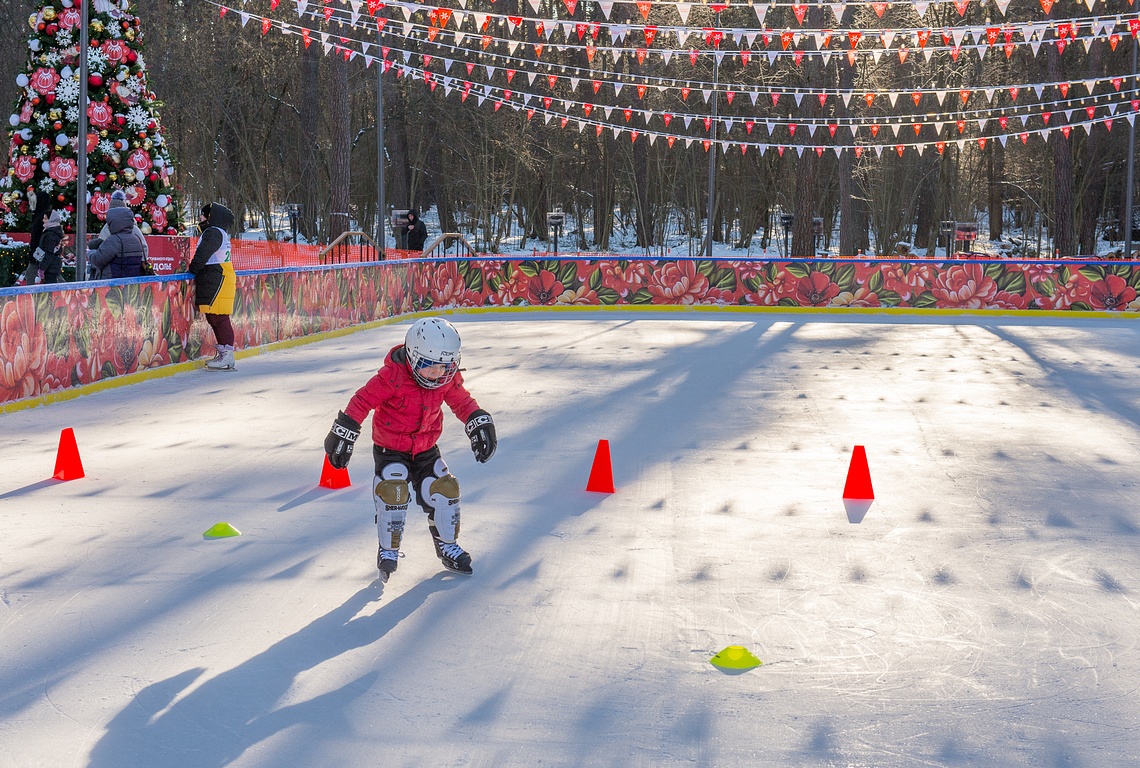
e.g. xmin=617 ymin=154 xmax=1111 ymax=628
xmin=205 ymin=346 xmax=236 ymax=371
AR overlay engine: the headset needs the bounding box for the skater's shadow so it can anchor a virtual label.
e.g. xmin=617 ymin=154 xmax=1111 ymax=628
xmin=87 ymin=574 xmax=460 ymax=768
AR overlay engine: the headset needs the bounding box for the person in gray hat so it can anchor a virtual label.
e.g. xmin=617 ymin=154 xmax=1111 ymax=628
xmin=89 ymin=189 xmax=148 ymax=279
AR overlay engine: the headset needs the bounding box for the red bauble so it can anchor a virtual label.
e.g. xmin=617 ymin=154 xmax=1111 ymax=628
xmin=89 ymin=73 xmax=103 ymax=87
xmin=45 ymin=93 xmax=55 ymax=105
xmin=115 ymin=115 xmax=126 ymax=126
xmin=96 ymin=173 xmax=106 ymax=182
xmin=45 ymin=24 xmax=58 ymax=35
xmin=56 ymin=193 xmax=66 ymax=202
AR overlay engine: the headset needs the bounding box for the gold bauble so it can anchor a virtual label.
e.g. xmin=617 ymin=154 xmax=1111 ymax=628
xmin=125 ymin=29 xmax=135 ymax=41
xmin=49 ymin=108 xmax=61 ymax=120
xmin=143 ymin=139 xmax=152 ymax=150
xmin=90 ymin=20 xmax=103 ymax=33
xmin=42 ymin=7 xmax=56 ymax=21
xmin=28 ymin=14 xmax=37 ymax=29
xmin=109 ymin=172 xmax=117 ymax=180
xmin=122 ymin=168 xmax=136 ymax=181
xmin=99 ymin=130 xmax=108 ymax=137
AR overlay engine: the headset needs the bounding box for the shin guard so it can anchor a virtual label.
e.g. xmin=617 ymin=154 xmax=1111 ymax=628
xmin=424 ymin=473 xmax=461 ymax=543
xmin=373 ymin=464 xmax=411 ymax=550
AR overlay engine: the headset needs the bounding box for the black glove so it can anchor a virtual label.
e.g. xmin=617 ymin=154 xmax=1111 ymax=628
xmin=465 ymin=409 xmax=496 ymax=463
xmin=324 ymin=410 xmax=361 ymax=469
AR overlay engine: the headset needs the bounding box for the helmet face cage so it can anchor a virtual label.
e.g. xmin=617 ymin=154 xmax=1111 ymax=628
xmin=405 ymin=318 xmax=461 ymax=389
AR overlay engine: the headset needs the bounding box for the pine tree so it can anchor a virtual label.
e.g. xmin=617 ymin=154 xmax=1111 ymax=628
xmin=0 ymin=0 xmax=181 ymax=235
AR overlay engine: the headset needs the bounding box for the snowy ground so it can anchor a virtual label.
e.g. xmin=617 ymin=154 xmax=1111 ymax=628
xmin=3 ymin=311 xmax=1140 ymax=767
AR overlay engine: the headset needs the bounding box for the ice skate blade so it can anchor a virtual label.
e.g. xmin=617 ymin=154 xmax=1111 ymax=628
xmin=204 ymin=366 xmax=237 ymax=372
xmin=441 ymin=563 xmax=473 ymax=576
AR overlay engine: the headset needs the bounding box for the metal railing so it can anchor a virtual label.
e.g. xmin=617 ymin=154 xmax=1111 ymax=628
xmin=318 ymin=231 xmax=382 ymax=264
xmin=422 ymin=233 xmax=480 ymax=258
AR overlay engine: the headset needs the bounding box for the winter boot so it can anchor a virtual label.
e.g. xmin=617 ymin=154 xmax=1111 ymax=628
xmin=377 ymin=546 xmax=399 ymax=582
xmin=206 ymin=345 xmax=236 ymax=371
xmin=433 ymin=538 xmax=473 ymax=575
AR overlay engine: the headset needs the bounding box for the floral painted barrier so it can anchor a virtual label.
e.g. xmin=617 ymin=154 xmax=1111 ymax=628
xmin=419 ymin=257 xmax=1140 ymax=311
xmin=2 ymin=256 xmax=1139 ymax=409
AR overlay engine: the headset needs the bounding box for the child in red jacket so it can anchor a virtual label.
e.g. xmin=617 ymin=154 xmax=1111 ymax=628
xmin=324 ymin=317 xmax=496 ymax=581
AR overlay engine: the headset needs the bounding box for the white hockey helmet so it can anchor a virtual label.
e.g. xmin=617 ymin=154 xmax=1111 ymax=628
xmin=405 ymin=317 xmax=461 ymax=389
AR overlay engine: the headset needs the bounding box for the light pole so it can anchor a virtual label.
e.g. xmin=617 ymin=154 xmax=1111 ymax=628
xmin=376 ymin=21 xmax=386 ymax=256
xmin=703 ymin=10 xmax=721 ymax=259
xmin=75 ymin=0 xmax=90 ymax=279
xmin=1125 ymin=36 xmax=1137 ymax=260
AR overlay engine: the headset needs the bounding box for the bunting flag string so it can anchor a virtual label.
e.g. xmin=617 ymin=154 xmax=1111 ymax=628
xmin=276 ymin=2 xmax=1139 ymax=99
xmin=207 ymin=0 xmax=1140 ymax=153
xmin=210 ymin=0 xmax=1140 ymax=156
xmin=310 ymin=3 xmax=1138 ymax=60
xmin=227 ymin=2 xmax=1138 ymax=109
xmin=282 ymin=0 xmax=1138 ymax=57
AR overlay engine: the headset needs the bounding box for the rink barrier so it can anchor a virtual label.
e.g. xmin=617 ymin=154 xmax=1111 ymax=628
xmin=4 ymin=255 xmax=1140 ymax=412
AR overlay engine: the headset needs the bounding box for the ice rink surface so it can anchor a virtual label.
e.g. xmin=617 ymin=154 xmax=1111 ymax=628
xmin=3 ymin=311 xmax=1140 ymax=767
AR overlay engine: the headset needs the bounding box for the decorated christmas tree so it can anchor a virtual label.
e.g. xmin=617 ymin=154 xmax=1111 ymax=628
xmin=0 ymin=0 xmax=181 ymax=235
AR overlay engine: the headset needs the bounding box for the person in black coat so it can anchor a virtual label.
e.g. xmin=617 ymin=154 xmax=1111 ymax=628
xmin=405 ymin=208 xmax=428 ymax=251
xmin=89 ymin=207 xmax=147 ymax=278
xmin=27 ymin=188 xmax=48 ymax=254
xmin=23 ymin=209 xmax=64 ymax=284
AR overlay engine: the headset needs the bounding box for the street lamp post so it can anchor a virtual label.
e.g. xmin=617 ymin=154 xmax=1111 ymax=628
xmin=376 ymin=23 xmax=386 ymax=256
xmin=548 ymin=208 xmax=565 ymax=254
xmin=703 ymin=10 xmax=721 ymax=260
xmin=75 ymin=0 xmax=90 ymax=279
xmin=780 ymin=213 xmax=794 ymax=256
xmin=1125 ymin=36 xmax=1137 ymax=260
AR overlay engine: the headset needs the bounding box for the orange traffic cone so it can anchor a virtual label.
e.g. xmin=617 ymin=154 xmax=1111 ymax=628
xmin=53 ymin=428 xmax=85 ymax=481
xmin=319 ymin=455 xmax=351 ymax=489
xmin=842 ymin=445 xmax=874 ymax=523
xmin=586 ymin=439 xmax=615 ymax=493
xmin=842 ymin=445 xmax=874 ymax=500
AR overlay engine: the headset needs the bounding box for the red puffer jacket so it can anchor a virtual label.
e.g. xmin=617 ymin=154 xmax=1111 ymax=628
xmin=345 ymin=344 xmax=481 ymax=455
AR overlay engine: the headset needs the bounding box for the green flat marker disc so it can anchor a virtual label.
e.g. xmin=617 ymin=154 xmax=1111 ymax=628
xmin=710 ymin=645 xmax=762 ymax=670
xmin=203 ymin=522 xmax=241 ymax=539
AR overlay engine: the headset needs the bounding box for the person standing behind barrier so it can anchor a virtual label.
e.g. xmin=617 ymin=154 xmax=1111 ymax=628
xmin=97 ymin=190 xmax=148 ymax=263
xmin=16 ymin=189 xmax=51 ymax=285
xmin=189 ymin=203 xmax=238 ymax=372
xmin=405 ymin=208 xmax=428 ymax=251
xmin=23 ymin=209 xmax=64 ymax=284
xmin=88 ymin=206 xmax=146 ymax=279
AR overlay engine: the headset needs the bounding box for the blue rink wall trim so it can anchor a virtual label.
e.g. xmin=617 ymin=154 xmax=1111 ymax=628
xmin=4 ymin=301 xmax=1140 ymax=415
